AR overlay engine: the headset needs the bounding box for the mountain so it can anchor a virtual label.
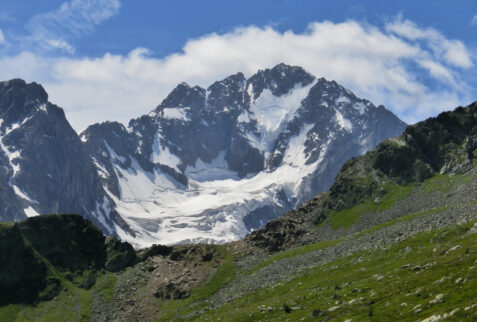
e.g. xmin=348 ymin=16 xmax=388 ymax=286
xmin=245 ymin=101 xmax=477 ymax=252
xmin=80 ymin=63 xmax=406 ymax=246
xmin=1 ymin=102 xmax=476 ymax=321
xmin=0 ymin=64 xmax=406 ymax=247
xmin=0 ymin=79 xmax=131 ymax=237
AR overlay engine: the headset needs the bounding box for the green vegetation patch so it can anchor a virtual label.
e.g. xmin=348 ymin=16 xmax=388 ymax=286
xmin=324 ymin=180 xmax=414 ymax=230
xmin=192 ymin=221 xmax=477 ymax=321
xmin=330 ymin=200 xmax=379 ymax=230
xmin=93 ymin=273 xmax=116 ymax=302
xmin=325 ymin=169 xmax=471 ymax=231
xmin=377 ymin=182 xmax=414 ymax=212
xmin=0 ymin=280 xmax=92 ymax=322
xmin=421 ymin=172 xmax=471 ymax=194
xmin=0 ymin=222 xmax=13 ymax=229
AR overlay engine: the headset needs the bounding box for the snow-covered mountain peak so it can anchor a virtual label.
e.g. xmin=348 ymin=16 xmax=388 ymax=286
xmin=75 ymin=64 xmax=406 ymax=247
xmin=0 ymin=79 xmax=50 ymax=130
xmin=154 ymin=82 xmax=206 ymax=114
xmin=206 ymin=72 xmax=247 ymax=113
xmin=0 ymin=65 xmax=407 ymax=248
xmin=246 ymin=63 xmax=315 ymax=101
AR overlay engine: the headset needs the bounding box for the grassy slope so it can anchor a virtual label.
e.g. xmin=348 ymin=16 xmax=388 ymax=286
xmin=0 ymin=271 xmax=117 ymax=322
xmin=0 ymin=171 xmax=475 ymax=321
xmin=324 ymin=172 xmax=469 ymax=231
xmin=162 ymin=169 xmax=477 ymax=321
xmin=192 ymin=221 xmax=477 ymax=321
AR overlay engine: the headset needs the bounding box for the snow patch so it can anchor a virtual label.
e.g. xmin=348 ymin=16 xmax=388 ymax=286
xmin=160 ymin=108 xmax=189 ymax=121
xmin=0 ymin=131 xmax=22 ymax=185
xmin=151 ymin=133 xmax=181 ymax=170
xmin=115 ymin=157 xmax=177 ymax=201
xmin=24 ymin=206 xmax=40 ymax=217
xmin=246 ymin=80 xmax=316 ymax=152
xmin=103 ymin=140 xmax=127 ymax=164
xmin=13 ymin=185 xmax=39 ymax=204
xmin=334 ymin=109 xmax=353 ymax=132
xmin=185 ymin=151 xmax=238 ymax=182
xmin=38 ymin=103 xmax=47 ymax=112
xmin=237 ymin=112 xmax=251 ymax=123
xmin=353 ymin=102 xmax=367 ymax=115
xmin=110 ymin=123 xmax=329 ymax=248
xmin=94 ymin=197 xmax=113 ymax=234
xmin=92 ymin=158 xmax=109 ymax=178
xmin=336 ymin=95 xmax=351 ymax=104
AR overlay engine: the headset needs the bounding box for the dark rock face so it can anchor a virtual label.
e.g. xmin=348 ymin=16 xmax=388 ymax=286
xmin=247 ymin=217 xmax=307 ymax=252
xmin=0 ymin=79 xmax=130 ymax=236
xmin=0 ymin=64 xmax=407 ymax=246
xmin=0 ymin=214 xmax=142 ymax=305
xmin=104 ymin=236 xmax=136 ymax=272
xmin=17 ymin=214 xmax=107 ymax=272
xmin=0 ymin=223 xmax=47 ymax=305
xmin=246 ymin=63 xmax=315 ymax=99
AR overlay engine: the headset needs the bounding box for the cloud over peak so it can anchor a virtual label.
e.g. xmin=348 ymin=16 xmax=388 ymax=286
xmin=0 ymin=17 xmax=474 ymax=131
xmin=386 ymin=17 xmax=473 ymax=68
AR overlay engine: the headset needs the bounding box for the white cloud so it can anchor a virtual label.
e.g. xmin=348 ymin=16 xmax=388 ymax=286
xmin=386 ymin=17 xmax=473 ymax=68
xmin=26 ymin=0 xmax=121 ymax=53
xmin=472 ymin=15 xmax=477 ymax=25
xmin=0 ymin=29 xmax=5 ymax=45
xmin=0 ymin=18 xmax=474 ymax=131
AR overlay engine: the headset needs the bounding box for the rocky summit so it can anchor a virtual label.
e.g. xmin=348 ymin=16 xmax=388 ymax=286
xmin=0 ymin=63 xmax=406 ymax=247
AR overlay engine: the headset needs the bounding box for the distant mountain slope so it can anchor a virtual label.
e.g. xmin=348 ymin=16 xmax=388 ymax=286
xmin=81 ymin=63 xmax=406 ymax=246
xmin=0 ymin=79 xmax=131 ymax=237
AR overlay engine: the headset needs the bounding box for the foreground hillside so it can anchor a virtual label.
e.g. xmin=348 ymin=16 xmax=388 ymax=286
xmin=1 ymin=102 xmax=476 ymax=321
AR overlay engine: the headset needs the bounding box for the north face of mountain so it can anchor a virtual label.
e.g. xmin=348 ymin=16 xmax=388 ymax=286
xmin=0 ymin=79 xmax=130 ymax=236
xmin=82 ymin=63 xmax=406 ymax=247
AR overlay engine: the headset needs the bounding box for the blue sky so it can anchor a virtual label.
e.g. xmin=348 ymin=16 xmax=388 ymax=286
xmin=0 ymin=0 xmax=476 ymax=131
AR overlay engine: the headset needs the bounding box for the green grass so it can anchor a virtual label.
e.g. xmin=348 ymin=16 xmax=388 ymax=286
xmin=2 ymin=280 xmax=92 ymax=322
xmin=249 ymin=204 xmax=451 ymax=277
xmin=421 ymin=172 xmax=471 ymax=194
xmin=325 ymin=170 xmax=471 ymax=231
xmin=330 ymin=200 xmax=379 ymax=230
xmin=247 ymin=238 xmax=344 ymax=275
xmin=324 ymin=181 xmax=414 ymax=230
xmin=377 ymin=182 xmax=414 ymax=212
xmin=156 ymin=245 xmax=237 ymax=321
xmin=93 ymin=273 xmax=116 ymax=302
xmin=0 ymin=243 xmax=100 ymax=321
xmin=191 ymin=220 xmax=477 ymax=321
xmin=0 ymin=304 xmax=21 ymax=321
